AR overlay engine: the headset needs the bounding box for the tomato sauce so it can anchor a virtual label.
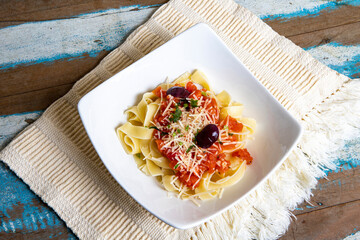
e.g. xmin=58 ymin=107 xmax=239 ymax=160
xmin=232 ymin=148 xmax=253 ymax=165
xmin=152 ymin=82 xmax=252 ymax=189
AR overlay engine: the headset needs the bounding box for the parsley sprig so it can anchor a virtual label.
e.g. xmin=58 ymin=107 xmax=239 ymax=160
xmin=170 ymin=105 xmax=182 ymax=122
xmin=190 ymin=99 xmax=198 ymax=108
xmin=186 ymin=145 xmax=195 ymax=153
xmin=147 ymin=126 xmax=168 ymax=136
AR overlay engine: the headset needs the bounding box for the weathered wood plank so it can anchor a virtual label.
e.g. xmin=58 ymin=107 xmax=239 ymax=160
xmin=0 ymin=112 xmax=42 ymax=150
xmin=280 ymin=199 xmax=360 ymax=240
xmin=264 ymin=3 xmax=360 ymax=38
xmin=0 ymin=84 xmax=72 ymax=115
xmin=0 ymin=51 xmax=108 ymax=98
xmin=0 ymin=6 xmax=157 ymax=70
xmin=288 ymin=21 xmax=360 ymax=49
xmin=305 ymin=43 xmax=360 ymax=79
xmin=281 ymin=141 xmax=360 ymax=239
xmin=344 ymin=231 xmax=360 ymax=240
xmin=0 ymin=0 xmax=166 ymax=28
xmin=2 ymin=0 xmax=359 ymax=72
xmin=0 ymin=231 xmax=76 ymax=239
xmin=0 ymin=161 xmax=75 ymax=239
xmin=293 ymin=166 xmax=360 ymax=215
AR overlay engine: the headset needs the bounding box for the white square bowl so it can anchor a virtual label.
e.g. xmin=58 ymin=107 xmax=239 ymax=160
xmin=78 ymin=23 xmax=302 ymax=229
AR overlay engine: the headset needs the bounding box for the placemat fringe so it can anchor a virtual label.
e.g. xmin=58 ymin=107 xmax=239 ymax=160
xmin=300 ymin=79 xmax=360 ymax=177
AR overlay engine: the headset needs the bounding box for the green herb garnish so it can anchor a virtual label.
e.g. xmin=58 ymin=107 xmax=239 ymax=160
xmin=195 ymin=129 xmax=200 ymax=136
xmin=149 ymin=126 xmax=168 ymax=136
xmin=186 ymin=145 xmax=195 ymax=153
xmin=201 ymin=91 xmax=207 ymax=97
xmin=177 ymin=129 xmax=181 ymax=134
xmin=160 ymin=131 xmax=168 ymax=136
xmin=224 ymin=125 xmax=228 ymax=130
xmin=136 ymin=153 xmax=142 ymax=158
xmin=228 ymin=133 xmax=234 ymax=136
xmin=218 ymin=140 xmax=223 ymax=145
xmin=190 ymin=99 xmax=198 ymax=108
xmin=185 ymin=125 xmax=189 ymax=131
xmin=174 ymin=163 xmax=180 ymax=169
xmin=172 ymin=132 xmax=177 ymax=137
xmin=179 ymin=142 xmax=183 ymax=146
xmin=183 ymin=103 xmax=188 ymax=108
xmin=170 ymin=105 xmax=182 ymax=122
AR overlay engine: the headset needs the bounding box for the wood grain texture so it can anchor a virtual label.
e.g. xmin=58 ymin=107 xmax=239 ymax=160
xmin=0 ymin=84 xmax=72 ymax=115
xmin=0 ymin=161 xmax=75 ymax=239
xmin=280 ymin=199 xmax=360 ymax=240
xmin=293 ymin=167 xmax=360 ymax=215
xmin=288 ymin=21 xmax=360 ymax=49
xmin=0 ymin=0 xmax=167 ymax=28
xmin=265 ymin=4 xmax=360 ymax=38
xmin=0 ymin=51 xmax=108 ymax=98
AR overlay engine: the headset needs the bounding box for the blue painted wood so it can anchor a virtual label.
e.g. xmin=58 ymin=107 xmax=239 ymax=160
xmin=0 ymin=161 xmax=76 ymax=239
xmin=0 ymin=1 xmax=359 ymax=78
xmin=0 ymin=112 xmax=43 ymax=150
xmin=0 ymin=111 xmax=77 ymax=238
xmin=344 ymin=230 xmax=360 ymax=240
xmin=0 ymin=0 xmax=359 ymax=239
xmin=0 ymin=4 xmax=159 ymax=70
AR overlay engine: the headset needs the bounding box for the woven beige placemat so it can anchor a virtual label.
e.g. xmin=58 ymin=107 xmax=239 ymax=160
xmin=2 ymin=0 xmax=358 ymax=239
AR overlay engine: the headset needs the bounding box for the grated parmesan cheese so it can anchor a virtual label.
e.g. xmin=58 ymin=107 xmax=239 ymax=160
xmin=154 ymin=95 xmax=219 ymax=179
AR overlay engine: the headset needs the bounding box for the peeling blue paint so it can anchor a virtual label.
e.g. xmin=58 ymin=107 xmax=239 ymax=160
xmin=327 ymin=53 xmax=360 ymax=79
xmin=304 ymin=42 xmax=360 ymax=79
xmin=324 ymin=138 xmax=360 ymax=175
xmin=0 ymin=111 xmax=43 ymax=119
xmin=261 ymin=0 xmax=360 ymax=21
xmin=0 ymin=52 xmax=98 ymax=71
xmin=0 ymin=161 xmax=76 ymax=238
xmin=75 ymin=3 xmax=162 ymax=18
xmin=0 ymin=111 xmax=43 ymax=151
xmin=0 ymin=5 xmax=158 ymax=71
xmin=1 ymin=0 xmax=359 ymax=76
xmin=2 ymin=49 xmax=114 ymax=71
xmin=344 ymin=230 xmax=360 ymax=239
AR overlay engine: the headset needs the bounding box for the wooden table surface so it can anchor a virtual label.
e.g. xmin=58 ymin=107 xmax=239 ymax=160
xmin=0 ymin=0 xmax=359 ymax=239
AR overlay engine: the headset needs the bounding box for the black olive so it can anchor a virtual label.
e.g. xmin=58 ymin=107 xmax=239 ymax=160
xmin=195 ymin=124 xmax=219 ymax=148
xmin=166 ymin=86 xmax=191 ymax=98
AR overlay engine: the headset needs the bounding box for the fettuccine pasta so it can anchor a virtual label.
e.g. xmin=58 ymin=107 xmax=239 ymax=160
xmin=117 ymin=70 xmax=255 ymax=205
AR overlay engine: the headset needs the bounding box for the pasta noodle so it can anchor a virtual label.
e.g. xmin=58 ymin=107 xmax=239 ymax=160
xmin=116 ymin=70 xmax=255 ymax=204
